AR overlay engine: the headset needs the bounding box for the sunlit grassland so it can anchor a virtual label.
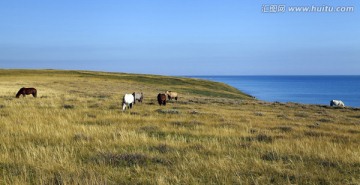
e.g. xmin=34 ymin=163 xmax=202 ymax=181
xmin=0 ymin=69 xmax=359 ymax=184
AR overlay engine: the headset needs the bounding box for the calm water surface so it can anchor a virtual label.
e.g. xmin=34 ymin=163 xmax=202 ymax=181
xmin=191 ymin=76 xmax=360 ymax=107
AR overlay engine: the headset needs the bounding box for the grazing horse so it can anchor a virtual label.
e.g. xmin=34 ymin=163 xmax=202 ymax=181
xmin=166 ymin=91 xmax=178 ymax=101
xmin=122 ymin=93 xmax=135 ymax=111
xmin=16 ymin=87 xmax=37 ymax=98
xmin=157 ymin=93 xmax=167 ymax=106
xmin=330 ymin=100 xmax=345 ymax=107
xmin=133 ymin=92 xmax=143 ymax=104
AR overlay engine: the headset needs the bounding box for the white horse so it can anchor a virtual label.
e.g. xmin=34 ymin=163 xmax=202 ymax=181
xmin=330 ymin=100 xmax=345 ymax=107
xmin=122 ymin=93 xmax=135 ymax=111
xmin=133 ymin=92 xmax=143 ymax=104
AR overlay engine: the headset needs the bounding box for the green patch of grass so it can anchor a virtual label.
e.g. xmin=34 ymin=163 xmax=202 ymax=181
xmin=156 ymin=109 xmax=180 ymax=114
xmin=94 ymin=152 xmax=172 ymax=167
xmin=348 ymin=115 xmax=360 ymax=119
xmin=171 ymin=121 xmax=203 ymax=128
xmin=81 ymin=120 xmax=117 ymax=126
xmin=63 ymin=104 xmax=75 ymax=109
xmin=272 ymin=126 xmax=293 ymax=132
xmin=149 ymin=144 xmax=174 ymax=153
xmin=317 ymin=118 xmax=332 ymax=123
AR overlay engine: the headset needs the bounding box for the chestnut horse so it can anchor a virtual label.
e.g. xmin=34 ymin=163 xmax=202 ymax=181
xmin=16 ymin=87 xmax=37 ymax=98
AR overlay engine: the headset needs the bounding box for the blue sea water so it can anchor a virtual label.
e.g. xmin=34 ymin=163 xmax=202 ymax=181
xmin=191 ymin=76 xmax=360 ymax=108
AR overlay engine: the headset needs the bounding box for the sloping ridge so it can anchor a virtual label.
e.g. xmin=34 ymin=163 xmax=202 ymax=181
xmin=1 ymin=69 xmax=252 ymax=99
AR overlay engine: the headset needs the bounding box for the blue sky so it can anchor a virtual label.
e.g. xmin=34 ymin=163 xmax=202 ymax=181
xmin=0 ymin=0 xmax=359 ymax=75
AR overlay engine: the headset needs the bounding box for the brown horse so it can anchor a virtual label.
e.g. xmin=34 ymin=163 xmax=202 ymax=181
xmin=16 ymin=87 xmax=37 ymax=98
xmin=157 ymin=93 xmax=166 ymax=106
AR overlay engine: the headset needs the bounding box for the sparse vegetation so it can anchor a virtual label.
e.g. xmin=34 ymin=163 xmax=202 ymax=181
xmin=0 ymin=69 xmax=359 ymax=184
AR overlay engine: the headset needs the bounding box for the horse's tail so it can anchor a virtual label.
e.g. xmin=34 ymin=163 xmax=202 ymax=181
xmin=33 ymin=89 xmax=37 ymax=98
xmin=122 ymin=96 xmax=126 ymax=110
xmin=132 ymin=92 xmax=136 ymax=104
xmin=122 ymin=96 xmax=126 ymax=105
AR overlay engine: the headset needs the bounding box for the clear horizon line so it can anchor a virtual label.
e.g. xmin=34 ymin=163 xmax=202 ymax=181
xmin=0 ymin=68 xmax=359 ymax=76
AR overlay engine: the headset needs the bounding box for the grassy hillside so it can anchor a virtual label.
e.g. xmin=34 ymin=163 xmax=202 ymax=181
xmin=0 ymin=69 xmax=359 ymax=184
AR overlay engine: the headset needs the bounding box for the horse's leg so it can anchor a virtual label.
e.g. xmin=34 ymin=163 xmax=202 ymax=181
xmin=175 ymin=97 xmax=178 ymax=101
xmin=130 ymin=103 xmax=133 ymax=109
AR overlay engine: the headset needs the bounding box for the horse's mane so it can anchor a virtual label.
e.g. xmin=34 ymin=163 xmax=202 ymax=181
xmin=15 ymin=89 xmax=23 ymax=98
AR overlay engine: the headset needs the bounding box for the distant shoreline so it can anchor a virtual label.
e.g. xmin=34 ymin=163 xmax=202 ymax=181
xmin=189 ymin=75 xmax=360 ymax=108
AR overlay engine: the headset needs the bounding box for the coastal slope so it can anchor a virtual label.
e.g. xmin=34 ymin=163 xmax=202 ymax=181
xmin=0 ymin=69 xmax=359 ymax=184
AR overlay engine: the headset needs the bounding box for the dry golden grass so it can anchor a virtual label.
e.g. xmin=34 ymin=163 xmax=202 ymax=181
xmin=0 ymin=69 xmax=359 ymax=184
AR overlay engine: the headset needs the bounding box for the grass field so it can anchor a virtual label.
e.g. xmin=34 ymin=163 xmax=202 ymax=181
xmin=0 ymin=69 xmax=359 ymax=184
